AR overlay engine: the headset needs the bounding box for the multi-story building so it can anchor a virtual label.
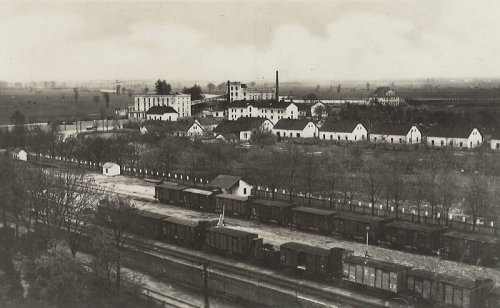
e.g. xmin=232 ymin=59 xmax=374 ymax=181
xmin=128 ymin=94 xmax=191 ymax=119
xmin=228 ymin=82 xmax=276 ymax=102
xmin=227 ymin=100 xmax=298 ymax=124
xmin=369 ymin=87 xmax=402 ymax=106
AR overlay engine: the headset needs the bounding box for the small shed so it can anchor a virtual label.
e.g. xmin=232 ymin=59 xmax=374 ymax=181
xmin=102 ymin=162 xmax=120 ymax=176
xmin=208 ymin=174 xmax=252 ymax=197
xmin=11 ymin=148 xmax=27 ymax=161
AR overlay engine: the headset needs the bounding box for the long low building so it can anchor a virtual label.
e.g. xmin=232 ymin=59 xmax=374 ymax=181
xmin=273 ymin=119 xmax=318 ymax=138
xmin=426 ymin=125 xmax=483 ymax=149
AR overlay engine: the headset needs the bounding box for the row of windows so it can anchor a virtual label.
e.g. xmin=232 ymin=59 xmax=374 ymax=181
xmin=322 ymin=134 xmax=366 ymax=141
xmin=136 ymin=97 xmax=189 ymax=103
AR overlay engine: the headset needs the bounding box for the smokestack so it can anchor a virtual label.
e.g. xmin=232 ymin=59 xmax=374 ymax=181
xmin=275 ymin=70 xmax=279 ymax=102
xmin=227 ymin=80 xmax=230 ymax=102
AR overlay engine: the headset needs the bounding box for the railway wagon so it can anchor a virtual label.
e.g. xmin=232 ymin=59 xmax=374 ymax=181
xmin=215 ymin=194 xmax=251 ymax=218
xmin=383 ymin=221 xmax=446 ymax=253
xmin=333 ymin=212 xmax=392 ymax=244
xmin=183 ymin=188 xmax=219 ymax=212
xmin=291 ymin=207 xmax=337 ymax=234
xmin=251 ymin=199 xmax=294 ymax=226
xmin=442 ymin=230 xmax=500 ymax=266
xmin=343 ymin=256 xmax=410 ymax=294
xmin=162 ymin=217 xmax=216 ymax=249
xmin=253 ymin=238 xmax=280 ymax=268
xmin=280 ymin=242 xmax=352 ymax=280
xmin=406 ymin=269 xmax=494 ymax=308
xmin=154 ymin=183 xmax=188 ymax=206
xmin=129 ymin=210 xmax=168 ymax=240
xmin=205 ymin=226 xmax=258 ymax=259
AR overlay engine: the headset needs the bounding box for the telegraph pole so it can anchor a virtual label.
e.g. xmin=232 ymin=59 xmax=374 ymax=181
xmin=202 ymin=262 xmax=209 ymax=308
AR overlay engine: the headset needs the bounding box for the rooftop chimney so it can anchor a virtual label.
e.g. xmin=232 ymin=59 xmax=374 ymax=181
xmin=275 ymin=70 xmax=279 ymax=102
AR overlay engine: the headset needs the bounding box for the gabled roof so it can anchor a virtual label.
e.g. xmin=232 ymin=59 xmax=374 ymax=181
xmin=208 ymin=175 xmax=241 ymax=190
xmin=426 ymin=124 xmax=480 ymax=138
xmin=370 ymin=86 xmax=393 ymax=97
xmin=12 ymin=147 xmax=24 ymax=154
xmin=320 ymin=120 xmax=362 ymax=133
xmin=229 ymin=100 xmax=293 ymax=109
xmin=492 ymin=129 xmax=500 ymax=140
xmin=273 ymin=119 xmax=315 ymax=131
xmin=197 ymin=117 xmax=224 ymax=126
xmin=142 ymin=119 xmax=201 ymax=133
xmin=146 ymin=105 xmax=178 ymax=115
xmin=370 ymin=122 xmax=417 ymax=136
xmin=103 ymin=162 xmax=119 ymax=168
xmin=215 ymin=133 xmax=238 ymax=140
xmin=296 ymin=103 xmax=314 ymax=111
xmin=214 ymin=117 xmax=268 ymax=134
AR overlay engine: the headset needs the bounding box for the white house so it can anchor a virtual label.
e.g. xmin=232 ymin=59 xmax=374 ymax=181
xmin=369 ymin=123 xmax=422 ymax=144
xmin=208 ymin=174 xmax=252 ymax=197
xmin=140 ymin=119 xmax=204 ymax=137
xmin=297 ymin=101 xmax=327 ymax=119
xmin=213 ymin=117 xmax=274 ymax=141
xmin=426 ymin=126 xmax=483 ymax=148
xmin=319 ymin=120 xmax=367 ymax=141
xmin=491 ymin=131 xmax=500 ymax=150
xmin=369 ymin=87 xmax=402 ymax=106
xmin=273 ymin=119 xmax=318 ymax=138
xmin=11 ymin=148 xmax=27 ymax=161
xmin=145 ymin=106 xmax=179 ymax=121
xmin=103 ymin=162 xmax=120 ymax=176
xmin=227 ymin=100 xmax=298 ymax=124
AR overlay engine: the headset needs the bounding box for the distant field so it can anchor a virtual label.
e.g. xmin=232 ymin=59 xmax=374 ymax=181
xmin=0 ymin=89 xmax=133 ymax=125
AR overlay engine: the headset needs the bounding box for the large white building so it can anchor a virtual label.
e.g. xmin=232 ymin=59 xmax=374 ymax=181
xmin=128 ymin=94 xmax=191 ymax=119
xmin=228 ymin=82 xmax=276 ymax=102
xmin=227 ymin=100 xmax=298 ymax=124
xmin=369 ymin=87 xmax=402 ymax=106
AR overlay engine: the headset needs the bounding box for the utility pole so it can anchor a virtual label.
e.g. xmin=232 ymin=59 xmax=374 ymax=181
xmin=202 ymin=262 xmax=209 ymax=308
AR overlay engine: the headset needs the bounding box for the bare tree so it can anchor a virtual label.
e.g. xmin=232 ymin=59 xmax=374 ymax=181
xmin=322 ymin=152 xmax=339 ymax=208
xmin=464 ymin=175 xmax=493 ymax=231
xmin=412 ymin=170 xmax=432 ymax=223
xmin=360 ymin=160 xmax=384 ymax=215
xmin=73 ymin=88 xmax=79 ymax=103
xmin=436 ymin=170 xmax=457 ymax=224
xmin=389 ymin=165 xmax=407 ymax=218
xmin=297 ymin=152 xmax=319 ymax=205
xmin=313 ymin=104 xmax=325 ymax=121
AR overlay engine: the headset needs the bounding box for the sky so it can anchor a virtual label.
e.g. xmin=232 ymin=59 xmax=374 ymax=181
xmin=0 ymin=0 xmax=499 ymax=83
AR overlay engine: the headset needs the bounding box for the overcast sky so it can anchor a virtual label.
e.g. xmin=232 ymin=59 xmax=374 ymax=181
xmin=1 ymin=0 xmax=499 ymax=83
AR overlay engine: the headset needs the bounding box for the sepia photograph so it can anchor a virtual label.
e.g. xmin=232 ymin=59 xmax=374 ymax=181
xmin=0 ymin=0 xmax=499 ymax=307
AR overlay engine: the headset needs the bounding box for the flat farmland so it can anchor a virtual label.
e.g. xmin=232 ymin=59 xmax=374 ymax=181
xmin=0 ymin=89 xmax=133 ymax=125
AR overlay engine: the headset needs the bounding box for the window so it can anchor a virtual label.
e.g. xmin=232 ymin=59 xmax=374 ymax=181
xmin=338 ymin=136 xmax=340 ymax=141
xmin=355 ymin=136 xmax=357 ymax=141
xmin=345 ymin=136 xmax=348 ymax=140
xmin=399 ymin=138 xmax=402 ymax=143
xmin=391 ymin=138 xmax=394 ymax=144
xmin=440 ymin=140 xmax=444 ymax=146
xmin=297 ymin=133 xmax=300 ymax=138
xmin=497 ymin=143 xmax=499 ymax=149
xmin=323 ymin=134 xmax=325 ymax=139
xmin=243 ymin=188 xmax=247 ymax=195
xmin=459 ymin=141 xmax=463 ymax=147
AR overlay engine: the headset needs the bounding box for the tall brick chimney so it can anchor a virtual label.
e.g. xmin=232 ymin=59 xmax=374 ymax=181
xmin=275 ymin=70 xmax=279 ymax=102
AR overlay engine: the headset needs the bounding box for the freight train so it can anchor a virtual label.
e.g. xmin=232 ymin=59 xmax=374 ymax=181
xmin=154 ymin=182 xmax=500 ymax=267
xmin=96 ymin=202 xmax=497 ymax=308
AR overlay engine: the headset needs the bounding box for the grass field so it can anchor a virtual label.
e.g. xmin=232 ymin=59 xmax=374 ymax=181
xmin=0 ymin=89 xmax=133 ymax=125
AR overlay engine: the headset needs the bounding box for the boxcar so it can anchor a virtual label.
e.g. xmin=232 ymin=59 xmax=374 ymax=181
xmin=162 ymin=217 xmax=216 ymax=249
xmin=342 ymin=256 xmax=410 ymax=293
xmin=442 ymin=230 xmax=500 ymax=266
xmin=155 ymin=183 xmax=188 ymax=206
xmin=253 ymin=238 xmax=280 ymax=268
xmin=291 ymin=206 xmax=337 ymax=234
xmin=183 ymin=188 xmax=219 ymax=212
xmin=333 ymin=212 xmax=392 ymax=244
xmin=406 ymin=269 xmax=494 ymax=308
xmin=129 ymin=210 xmax=168 ymax=240
xmin=204 ymin=226 xmax=258 ymax=259
xmin=251 ymin=199 xmax=294 ymax=226
xmin=215 ymin=194 xmax=251 ymax=218
xmin=280 ymin=242 xmax=352 ymax=280
xmin=383 ymin=221 xmax=446 ymax=253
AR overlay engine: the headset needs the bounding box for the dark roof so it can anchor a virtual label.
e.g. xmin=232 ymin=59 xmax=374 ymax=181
xmin=296 ymin=103 xmax=314 ymax=111
xmin=370 ymin=87 xmax=393 ymax=97
xmin=206 ymin=226 xmax=258 ymax=238
xmin=229 ymin=100 xmax=292 ymax=109
xmin=142 ymin=119 xmax=199 ymax=132
xmin=12 ymin=147 xmax=23 ymax=154
xmin=320 ymin=120 xmax=362 ymax=133
xmin=426 ymin=124 xmax=479 ymax=138
xmin=273 ymin=119 xmax=315 ymax=131
xmin=292 ymin=206 xmax=337 ymax=216
xmin=384 ymin=221 xmax=444 ymax=233
xmin=280 ymin=242 xmax=331 ymax=257
xmin=156 ymin=183 xmax=188 ymax=191
xmin=146 ymin=105 xmax=178 ymax=115
xmin=216 ymin=193 xmax=248 ymax=202
xmin=344 ymin=256 xmax=410 ymax=271
xmin=208 ymin=175 xmax=241 ymax=190
xmin=408 ymin=269 xmax=492 ymax=289
xmin=335 ymin=212 xmax=393 ymax=224
xmin=162 ymin=216 xmax=200 ymax=227
xmin=216 ymin=133 xmax=238 ymax=140
xmin=491 ymin=129 xmax=500 ymax=140
xmin=370 ymin=122 xmax=417 ymax=135
xmin=135 ymin=210 xmax=168 ymax=220
xmin=197 ymin=117 xmax=224 ymax=126
xmin=252 ymin=199 xmax=294 ymax=208
xmin=443 ymin=230 xmax=500 ymax=245
xmin=213 ymin=117 xmax=267 ymax=134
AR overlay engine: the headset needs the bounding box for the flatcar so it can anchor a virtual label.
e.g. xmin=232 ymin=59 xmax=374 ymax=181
xmin=251 ymin=199 xmax=294 ymax=226
xmin=383 ymin=221 xmax=446 ymax=253
xmin=183 ymin=188 xmax=219 ymax=212
xmin=442 ymin=230 xmax=500 ymax=266
xmin=342 ymin=256 xmax=410 ymax=294
xmin=280 ymin=242 xmax=352 ymax=280
xmin=406 ymin=269 xmax=493 ymax=308
xmin=215 ymin=194 xmax=251 ymax=218
xmin=154 ymin=182 xmax=188 ymax=206
xmin=162 ymin=216 xmax=216 ymax=249
xmin=291 ymin=206 xmax=337 ymax=234
xmin=333 ymin=212 xmax=392 ymax=244
xmin=204 ymin=226 xmax=258 ymax=259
